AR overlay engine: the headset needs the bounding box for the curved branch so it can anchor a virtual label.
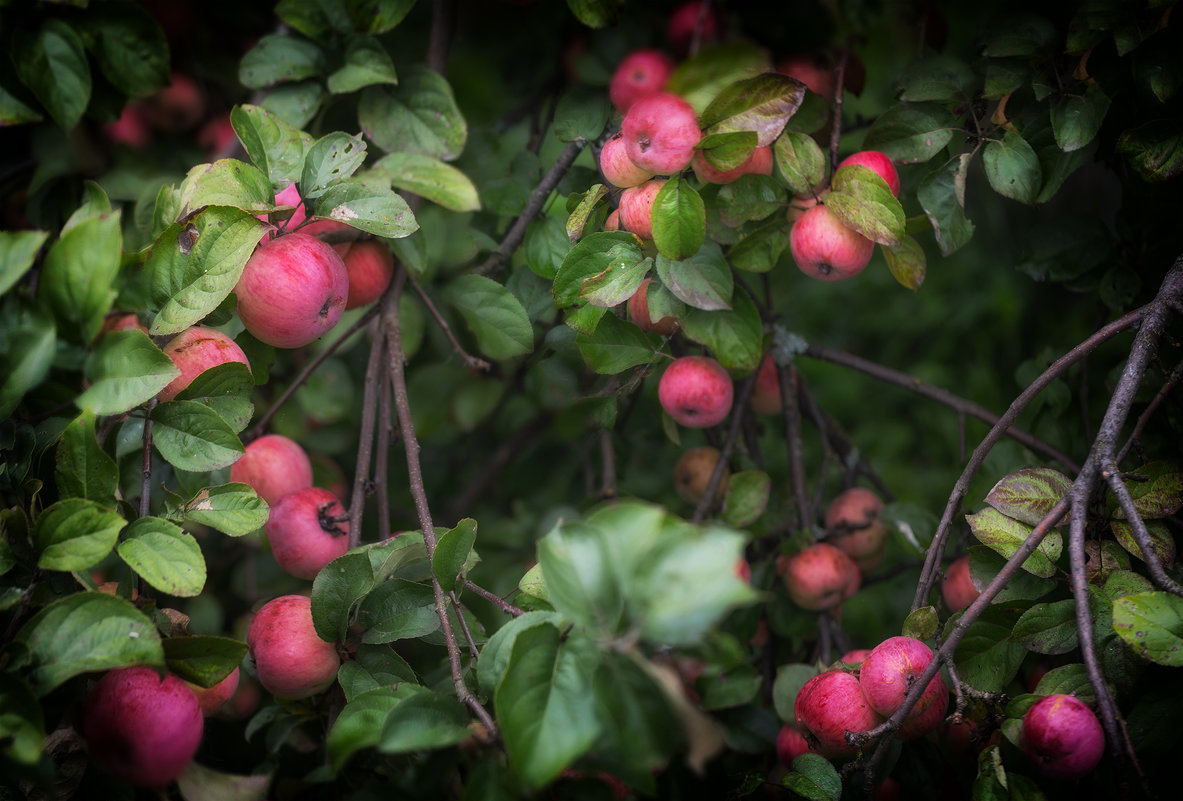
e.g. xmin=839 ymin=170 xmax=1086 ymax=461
xmin=692 ymin=372 xmax=758 ymax=523
xmin=1116 ymin=356 xmax=1183 ymax=463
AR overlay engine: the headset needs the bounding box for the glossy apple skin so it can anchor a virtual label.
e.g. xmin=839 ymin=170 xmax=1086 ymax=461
xmin=825 ymin=488 xmax=890 ymax=563
xmin=247 ymin=595 xmax=340 ymax=699
xmin=82 ymin=666 xmax=204 ymax=787
xmin=187 ymin=667 xmax=240 ymax=716
xmin=794 ymin=670 xmax=883 ymax=758
xmin=658 ymin=355 xmax=734 ymax=428
xmin=942 ymin=554 xmax=980 ymax=613
xmin=691 ymin=145 xmax=774 ymax=184
xmin=790 ymin=203 xmax=875 ymax=281
xmin=600 ymin=131 xmax=656 ymax=189
xmin=837 ymin=151 xmax=900 ymax=196
xmin=230 ymin=434 xmax=314 ymax=508
xmin=609 ymin=49 xmax=675 ymax=113
xmin=159 ymin=326 xmax=251 ymax=402
xmin=674 ymin=445 xmax=728 ymax=503
xmin=265 ymin=487 xmax=351 ymax=580
xmin=333 ymin=240 xmax=395 ymax=309
xmin=859 ymin=636 xmax=949 ymax=739
xmin=622 ymin=93 xmax=702 ymax=175
xmin=783 ymin=542 xmax=861 ymax=611
xmin=627 ymin=278 xmax=678 ymax=335
xmin=235 ymin=232 xmax=349 ymax=348
xmin=1020 ymin=694 xmax=1105 ymax=780
xmin=619 ymin=178 xmax=666 ymax=240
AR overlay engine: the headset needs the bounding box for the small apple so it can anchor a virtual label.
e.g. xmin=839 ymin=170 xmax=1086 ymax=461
xmin=1020 ymin=694 xmax=1105 ymax=780
xmin=231 ymin=434 xmax=314 ymax=508
xmin=332 ymin=240 xmax=395 ymax=309
xmin=794 ymin=669 xmax=883 ymax=758
xmin=838 ymin=648 xmax=872 ymax=666
xmin=790 ymin=203 xmax=875 ymax=281
xmin=859 ymin=636 xmax=949 ymax=740
xmin=186 ymin=667 xmax=240 ymax=716
xmin=825 ymin=488 xmax=890 ymax=571
xmin=658 ymin=355 xmax=734 ymax=428
xmin=782 ymin=542 xmax=860 ymax=611
xmin=235 ymin=232 xmax=349 ymax=348
xmin=198 ymin=113 xmax=238 ymax=158
xmin=609 ymin=49 xmax=675 ymax=113
xmin=667 ymin=1 xmax=721 ymax=55
xmin=836 ymin=151 xmax=900 ymax=197
xmin=777 ymin=53 xmax=837 ymax=99
xmin=786 ymin=193 xmax=820 ymax=224
xmin=691 ymin=145 xmax=773 ymax=185
xmin=139 ymin=72 xmax=205 ymax=132
xmin=600 ymin=130 xmax=656 ymax=189
xmin=159 ymin=325 xmax=252 ymax=402
xmin=82 ymin=666 xmax=204 ymax=787
xmin=265 ymin=486 xmax=351 ymax=580
xmin=622 ymin=93 xmax=702 ymax=175
xmin=749 ymin=352 xmax=784 ymax=416
xmin=627 ymin=278 xmax=678 ymax=335
xmin=776 ymin=723 xmax=819 ymax=764
xmin=674 ymin=445 xmax=729 ymax=504
xmin=247 ymin=594 xmax=340 ymax=699
xmin=618 ymin=178 xmax=666 ymax=240
xmin=604 ymin=209 xmax=622 ymax=232
xmin=102 ymin=106 xmax=151 ymax=149
xmin=941 ymin=555 xmax=980 ymax=613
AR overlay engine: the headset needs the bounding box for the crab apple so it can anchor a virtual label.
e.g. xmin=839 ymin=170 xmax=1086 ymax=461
xmin=102 ymin=106 xmax=151 ymax=149
xmin=600 ymin=131 xmax=656 ymax=189
xmin=777 ymin=53 xmax=837 ymax=99
xmin=247 ymin=594 xmax=340 ymax=699
xmin=691 ymin=145 xmax=773 ymax=185
xmin=618 ymin=178 xmax=666 ymax=240
xmin=265 ymin=487 xmax=350 ymax=580
xmin=604 ymin=209 xmax=622 ymax=232
xmin=749 ymin=351 xmax=790 ymax=416
xmin=622 ymin=93 xmax=702 ymax=175
xmin=139 ymin=72 xmax=205 ymax=132
xmin=838 ymin=648 xmax=872 ymax=666
xmin=1020 ymin=694 xmax=1105 ymax=780
xmin=674 ymin=446 xmax=729 ymax=504
xmin=235 ymin=232 xmax=349 ymax=348
xmin=941 ymin=555 xmax=980 ymax=613
xmin=794 ymin=670 xmax=883 ymax=758
xmin=159 ymin=325 xmax=251 ymax=402
xmin=198 ymin=113 xmax=237 ymax=158
xmin=790 ymin=203 xmax=875 ymax=281
xmin=776 ymin=723 xmax=819 ymax=765
xmin=667 ymin=1 xmax=721 ymax=55
xmin=186 ymin=667 xmax=240 ymax=716
xmin=82 ymin=666 xmax=204 ymax=788
xmin=825 ymin=488 xmax=890 ymax=565
xmin=782 ymin=542 xmax=860 ymax=611
xmin=658 ymin=355 xmax=734 ymax=428
xmin=786 ymin=193 xmax=820 ymax=224
xmin=230 ymin=434 xmax=314 ymax=508
xmin=627 ymin=278 xmax=678 ymax=334
xmin=609 ymin=49 xmax=675 ymax=113
xmin=837 ymin=151 xmax=900 ymax=197
xmin=859 ymin=636 xmax=949 ymax=740
xmin=333 ymin=240 xmax=395 ymax=309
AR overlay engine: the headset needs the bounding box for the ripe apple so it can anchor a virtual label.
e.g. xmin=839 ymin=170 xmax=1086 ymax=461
xmin=749 ymin=352 xmax=785 ymax=416
xmin=667 ymin=1 xmax=721 ymax=55
xmin=837 ymin=151 xmax=900 ymax=197
xmin=777 ymin=53 xmax=837 ymax=99
xmin=102 ymin=106 xmax=151 ymax=149
xmin=186 ymin=667 xmax=240 ymax=716
xmin=618 ymin=178 xmax=666 ymax=240
xmin=825 ymin=488 xmax=890 ymax=572
xmin=786 ymin=193 xmax=820 ymax=224
xmin=247 ymin=594 xmax=340 ymax=699
xmin=609 ymin=49 xmax=675 ymax=113
xmin=859 ymin=636 xmax=949 ymax=740
xmin=1020 ymin=694 xmax=1105 ymax=780
xmin=600 ymin=130 xmax=656 ymax=189
xmin=332 ymin=240 xmax=395 ymax=309
xmin=139 ymin=72 xmax=205 ymax=132
xmin=158 ymin=325 xmax=252 ymax=402
xmin=674 ymin=445 xmax=729 ymax=503
xmin=941 ymin=554 xmax=980 ymax=613
xmin=265 ymin=486 xmax=351 ymax=580
xmin=622 ymin=93 xmax=702 ymax=175
xmin=657 ymin=355 xmax=734 ymax=428
xmin=790 ymin=203 xmax=875 ymax=281
xmin=230 ymin=434 xmax=314 ymax=508
xmin=691 ymin=145 xmax=773 ymax=185
xmin=627 ymin=278 xmax=678 ymax=334
xmin=82 ymin=666 xmax=204 ymax=787
xmin=838 ymin=648 xmax=872 ymax=666
xmin=235 ymin=232 xmax=349 ymax=348
xmin=794 ymin=669 xmax=883 ymax=758
xmin=776 ymin=723 xmax=819 ymax=764
xmin=782 ymin=542 xmax=860 ymax=611
xmin=604 ymin=209 xmax=621 ymax=232
xmin=198 ymin=113 xmax=238 ymax=158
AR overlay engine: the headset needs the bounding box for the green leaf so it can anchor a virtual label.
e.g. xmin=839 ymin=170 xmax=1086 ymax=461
xmin=55 ymin=410 xmax=117 ymax=506
xmin=984 ymin=468 xmax=1072 ymax=526
xmin=577 ymin=251 xmax=650 ymax=308
xmin=983 ymin=130 xmax=1042 ymax=204
xmin=0 ymin=673 xmax=44 ymax=765
xmin=1116 ymin=461 xmax=1183 ymax=519
xmin=1051 ymin=84 xmax=1111 ymax=153
xmin=699 ymin=73 xmax=805 ymax=147
xmin=0 ymin=301 xmax=54 ymax=418
xmin=77 ymin=329 xmax=179 ymax=415
xmin=651 ymin=175 xmax=706 ymax=261
xmin=983 ymin=14 xmax=1056 ymax=57
xmin=666 ymin=43 xmax=772 ymax=115
xmin=772 ymin=663 xmax=816 ymax=725
xmin=261 ymin=80 xmax=325 ymax=129
xmin=311 ymin=536 xmax=428 ymax=642
xmin=40 ymin=211 xmax=121 ymax=343
xmin=301 ymin=132 xmax=368 ymax=199
xmin=1117 ymin=121 xmax=1183 ymax=183
xmin=537 ymin=521 xmax=622 ymax=632
xmin=984 ymin=59 xmax=1028 ymax=100
xmin=1112 ymin=591 xmax=1183 ymax=666
xmin=337 ymin=644 xmax=418 ymax=702
xmin=965 ymin=506 xmax=1063 ymax=578
xmin=433 ymin=518 xmax=477 ymax=592
xmin=495 ymin=623 xmax=601 ymax=788
xmin=177 ymin=159 xmax=275 ymax=214
xmin=0 ymin=230 xmax=49 ymax=296
xmin=150 ymin=400 xmax=244 ymax=472
xmin=313 ymin=178 xmax=420 ymax=238
xmin=35 ymin=498 xmax=125 ymax=572
xmin=554 ymin=86 xmax=609 ymax=143
xmin=565 ymin=0 xmax=623 ymax=28
xmin=524 ymin=217 xmax=572 ymax=280
xmin=117 ymin=517 xmax=206 ymax=598
xmin=163 ymin=635 xmax=247 ymax=688
xmin=698 ymin=131 xmax=758 ymax=172
xmin=773 ymin=132 xmax=827 ymax=194
xmin=968 ymin=545 xmax=1056 ymax=603
xmin=230 ymin=104 xmax=316 ymax=188
xmin=948 ymin=604 xmax=1029 ymax=693
xmin=175 ymin=362 xmax=255 ymax=433
xmin=1031 ymin=663 xmax=1094 ymax=705
xmin=575 ymin=313 xmax=662 ymax=375
xmin=328 ymin=685 xmax=421 ymax=772
xmin=594 ymin=653 xmax=682 ymax=777
xmin=82 ymin=2 xmax=169 ymax=97
xmin=728 ymin=216 xmax=791 ymax=274
xmin=373 ymin=152 xmax=481 ymax=212
xmin=327 ymin=35 xmax=398 ymax=94
xmin=862 ymin=102 xmax=958 ymax=164
xmin=565 ymin=183 xmax=609 ymax=243
xmin=903 ymin=605 xmax=940 ymax=641
xmin=679 ymin=286 xmax=762 ymax=371
xmin=917 ymin=154 xmax=975 ymax=256
xmin=378 ymin=691 xmax=472 ymax=753
xmin=357 ymin=579 xmax=439 ymax=643
xmin=827 ymin=164 xmax=905 ymax=245
xmin=882 ymin=235 xmax=926 ymax=290
xmin=177 ymin=482 xmax=269 ymax=536
xmin=13 ymin=20 xmax=90 ymax=130
xmin=478 ymin=611 xmax=563 ymax=695
xmin=782 ymin=753 xmax=842 ymax=800
xmin=338 ymin=0 xmax=416 ymax=33
xmin=555 ymin=232 xmax=643 ymax=308
xmin=896 ymin=55 xmax=974 ymax=103
xmin=146 ymin=206 xmax=267 ymax=337
xmin=1011 ymin=599 xmax=1079 ymax=655
xmin=1111 ymin=519 xmax=1175 ymax=567
xmin=722 ymin=470 xmax=771 ymax=528
xmin=0 ymin=82 xmax=43 ymax=126
xmin=239 ymin=33 xmax=325 ymax=89
xmin=14 ymin=592 xmax=163 ymax=696
xmin=715 ymin=174 xmax=785 ymax=226
xmin=442 ymin=274 xmax=533 ymax=361
xmin=359 ymin=67 xmax=467 ymax=159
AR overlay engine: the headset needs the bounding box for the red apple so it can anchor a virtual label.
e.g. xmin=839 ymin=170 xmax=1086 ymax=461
xmin=230 ymin=434 xmax=314 ymax=508
xmin=674 ymin=445 xmax=728 ymax=503
xmin=776 ymin=723 xmax=819 ymax=764
xmin=1020 ymin=694 xmax=1105 ymax=780
xmin=158 ymin=325 xmax=251 ymax=402
xmin=825 ymin=488 xmax=890 ymax=570
xmin=82 ymin=666 xmax=203 ymax=787
xmin=622 ymin=93 xmax=702 ymax=175
xmin=837 ymin=151 xmax=900 ymax=197
xmin=657 ymin=355 xmax=734 ymax=428
xmin=139 ymin=72 xmax=205 ymax=132
xmin=667 ymin=1 xmax=721 ymax=55
xmin=600 ymin=130 xmax=656 ymax=189
xmin=777 ymin=53 xmax=837 ymax=99
xmin=790 ymin=203 xmax=875 ymax=281
xmin=794 ymin=669 xmax=883 ymax=758
xmin=609 ymin=49 xmax=675 ymax=113
xmin=198 ymin=113 xmax=238 ymax=158
xmin=604 ymin=209 xmax=622 ymax=232
xmin=749 ymin=352 xmax=784 ymax=416
xmin=859 ymin=636 xmax=949 ymax=740
xmin=235 ymin=232 xmax=349 ymax=348
xmin=186 ymin=667 xmax=240 ymax=716
xmin=691 ymin=145 xmax=773 ymax=185
xmin=618 ymin=178 xmax=666 ymax=240
xmin=265 ymin=486 xmax=351 ymax=580
xmin=247 ymin=595 xmax=340 ymax=699
xmin=627 ymin=278 xmax=678 ymax=335
xmin=102 ymin=106 xmax=151 ymax=149
xmin=333 ymin=240 xmax=395 ymax=309
xmin=782 ymin=542 xmax=860 ymax=611
xmin=786 ymin=193 xmax=820 ymax=224
xmin=941 ymin=555 xmax=979 ymax=613
xmin=838 ymin=648 xmax=872 ymax=666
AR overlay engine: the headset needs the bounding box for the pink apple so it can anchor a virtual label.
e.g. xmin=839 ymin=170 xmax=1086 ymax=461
xmin=600 ymin=130 xmax=656 ymax=189
xmin=667 ymin=1 xmax=721 ymax=55
xmin=265 ymin=486 xmax=351 ymax=580
xmin=776 ymin=723 xmax=819 ymax=765
xmin=198 ymin=113 xmax=238 ymax=158
xmin=825 ymin=488 xmax=890 ymax=567
xmin=230 ymin=434 xmax=314 ymax=508
xmin=749 ymin=352 xmax=782 ymax=415
xmin=859 ymin=636 xmax=949 ymax=740
xmin=247 ymin=595 xmax=340 ymax=699
xmin=691 ymin=145 xmax=774 ymax=184
xmin=837 ymin=151 xmax=900 ymax=196
xmin=609 ymin=49 xmax=675 ymax=113
xmin=139 ymin=72 xmax=205 ymax=132
xmin=658 ymin=355 xmax=734 ymax=428
xmin=794 ymin=669 xmax=883 ymax=758
xmin=941 ymin=555 xmax=980 ymax=613
xmin=186 ymin=667 xmax=240 ymax=716
xmin=618 ymin=178 xmax=666 ymax=240
xmin=82 ymin=666 xmax=204 ymax=787
xmin=627 ymin=278 xmax=678 ymax=334
xmin=1020 ymin=694 xmax=1105 ymax=780
xmin=777 ymin=53 xmax=837 ymax=99
xmin=839 ymin=649 xmax=872 ymax=666
xmin=782 ymin=543 xmax=860 ymax=611
xmin=786 ymin=193 xmax=820 ymax=224
xmin=102 ymin=106 xmax=151 ymax=149
xmin=158 ymin=325 xmax=251 ymax=402
xmin=790 ymin=203 xmax=875 ymax=281
xmin=604 ymin=209 xmax=621 ymax=232
xmin=332 ymin=240 xmax=395 ymax=309
xmin=622 ymin=93 xmax=702 ymax=175
xmin=235 ymin=232 xmax=349 ymax=348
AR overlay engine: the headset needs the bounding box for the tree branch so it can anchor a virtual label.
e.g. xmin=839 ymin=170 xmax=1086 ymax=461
xmin=140 ymin=399 xmax=156 ymax=519
xmin=347 ymin=320 xmax=385 ymax=549
xmin=692 ymin=372 xmax=758 ymax=523
xmin=407 ymin=272 xmax=491 ymax=372
xmin=463 ymin=579 xmax=525 ymax=617
xmin=778 ymin=361 xmax=812 ymax=532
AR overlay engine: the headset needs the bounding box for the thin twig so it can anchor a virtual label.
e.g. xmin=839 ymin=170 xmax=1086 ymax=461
xmin=376 ymin=361 xmax=393 ymax=540
xmin=828 ymin=43 xmax=850 ymax=176
xmin=1101 ymin=461 xmax=1183 ymax=595
xmin=599 ymin=428 xmax=617 ymax=500
xmin=347 ymin=321 xmax=385 ymax=549
xmin=463 ymin=579 xmax=525 ymax=617
xmin=778 ymin=362 xmax=812 ymax=532
xmin=407 ymin=272 xmax=491 ymax=372
xmin=450 ymin=590 xmax=481 ymax=658
xmin=692 ymin=372 xmax=758 ymax=523
xmin=1117 ymin=357 xmax=1183 ymax=463
xmin=140 ymin=400 xmax=156 ymax=519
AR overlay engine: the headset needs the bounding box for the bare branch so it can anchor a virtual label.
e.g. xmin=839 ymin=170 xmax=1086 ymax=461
xmin=140 ymin=399 xmax=156 ymax=519
xmin=778 ymin=361 xmax=812 ymax=532
xmin=407 ymin=272 xmax=491 ymax=372
xmin=463 ymin=579 xmax=525 ymax=617
xmin=347 ymin=321 xmax=385 ymax=549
